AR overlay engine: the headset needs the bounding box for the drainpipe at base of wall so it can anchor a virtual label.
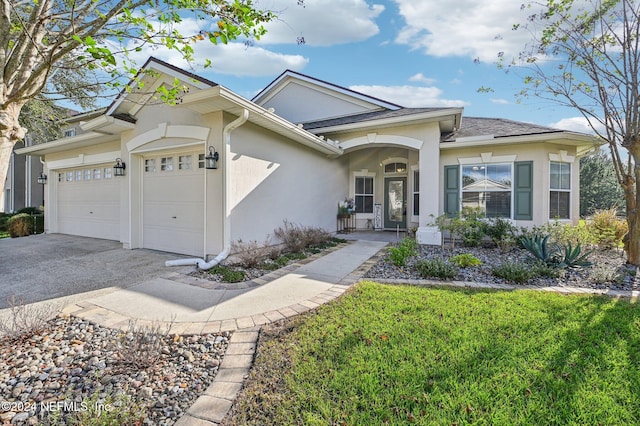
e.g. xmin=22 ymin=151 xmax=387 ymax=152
xmin=165 ymin=108 xmax=250 ymax=270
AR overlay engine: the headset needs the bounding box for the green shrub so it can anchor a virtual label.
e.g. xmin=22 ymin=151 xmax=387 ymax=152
xmin=520 ymin=235 xmax=557 ymax=264
xmin=17 ymin=206 xmax=40 ymax=215
xmin=415 ymin=258 xmax=458 ymax=280
xmin=589 ymin=208 xmax=628 ymax=249
xmin=434 ymin=207 xmax=487 ymax=247
xmin=484 ymin=217 xmax=516 ymax=244
xmin=555 ymin=242 xmax=592 ymax=269
xmin=208 ymin=265 xmax=246 ymax=283
xmin=492 ymin=261 xmax=536 ymax=283
xmin=531 ymin=261 xmax=562 ymax=278
xmin=7 ymin=213 xmax=33 ymax=238
xmin=449 ymin=253 xmax=482 ymax=267
xmin=387 ymin=237 xmax=418 ymax=267
xmin=520 ymin=234 xmax=591 ymax=269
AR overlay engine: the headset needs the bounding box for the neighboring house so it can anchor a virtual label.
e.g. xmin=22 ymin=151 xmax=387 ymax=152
xmin=2 ymin=136 xmax=44 ymax=213
xmin=16 ymin=57 xmax=599 ymax=258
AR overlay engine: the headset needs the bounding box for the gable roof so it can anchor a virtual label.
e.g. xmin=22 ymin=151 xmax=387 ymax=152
xmin=253 ymin=69 xmax=403 ymax=111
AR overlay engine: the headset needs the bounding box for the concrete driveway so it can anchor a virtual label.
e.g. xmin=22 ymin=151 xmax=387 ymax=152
xmin=0 ymin=234 xmax=186 ymax=309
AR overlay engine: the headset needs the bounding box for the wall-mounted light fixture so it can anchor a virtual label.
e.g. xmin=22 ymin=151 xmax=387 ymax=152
xmin=37 ymin=172 xmax=47 ymax=184
xmin=205 ymin=146 xmax=219 ymax=170
xmin=113 ymin=158 xmax=126 ymax=176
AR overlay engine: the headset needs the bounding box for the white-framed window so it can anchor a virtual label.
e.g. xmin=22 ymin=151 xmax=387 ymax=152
xmin=160 ymin=157 xmax=173 ymax=172
xmin=412 ymin=169 xmax=420 ymax=216
xmin=144 ymin=159 xmax=156 ymax=173
xmin=63 ymin=128 xmax=76 ymax=138
xmin=179 ymin=155 xmax=193 ymax=170
xmin=354 ymin=176 xmax=374 ymax=214
xmin=84 ymin=169 xmax=91 ymax=181
xmin=74 ymin=170 xmax=82 ymax=181
xmin=104 ymin=167 xmax=112 ymax=179
xmin=66 ymin=171 xmax=73 ymax=182
xmin=461 ymin=163 xmax=512 ymax=218
xmin=93 ymin=168 xmax=101 ymax=180
xmin=550 ymin=162 xmax=571 ymax=219
xmin=198 ymin=154 xmax=205 ymax=169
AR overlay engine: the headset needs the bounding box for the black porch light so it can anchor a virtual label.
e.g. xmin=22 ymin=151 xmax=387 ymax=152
xmin=113 ymin=158 xmax=126 ymax=176
xmin=205 ymin=146 xmax=219 ymax=170
xmin=37 ymin=172 xmax=47 ymax=184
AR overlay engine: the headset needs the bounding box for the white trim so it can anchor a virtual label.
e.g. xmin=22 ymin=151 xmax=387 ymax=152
xmin=127 ymin=123 xmax=211 ymax=153
xmin=47 ymin=151 xmax=121 ymax=170
xmin=549 ymin=150 xmax=576 ymax=163
xmin=458 ymin=153 xmax=517 ymax=165
xmin=410 ymin=164 xmax=420 ymax=223
xmin=339 ymin=134 xmax=424 ymax=151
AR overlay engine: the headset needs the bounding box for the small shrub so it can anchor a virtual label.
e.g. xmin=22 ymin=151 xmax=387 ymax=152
xmin=555 ymin=242 xmax=592 ymax=269
xmin=231 ymin=238 xmax=273 ymax=268
xmin=208 ymin=265 xmax=246 ymax=283
xmin=416 ymin=258 xmax=458 ymax=280
xmin=117 ymin=319 xmax=172 ymax=369
xmin=449 ymin=253 xmax=482 ymax=268
xmin=0 ymin=296 xmax=60 ymax=341
xmin=274 ymin=221 xmax=331 ymax=253
xmin=7 ymin=213 xmax=33 ymax=237
xmin=531 ymin=261 xmax=562 ymax=278
xmin=387 ymin=237 xmax=418 ymax=267
xmin=492 ymin=261 xmax=536 ymax=283
xmin=589 ymin=208 xmax=628 ymax=249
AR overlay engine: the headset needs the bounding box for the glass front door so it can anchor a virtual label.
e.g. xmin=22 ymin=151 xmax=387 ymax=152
xmin=384 ymin=177 xmax=407 ymax=229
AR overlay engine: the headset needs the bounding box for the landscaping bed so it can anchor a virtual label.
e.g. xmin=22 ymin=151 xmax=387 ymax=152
xmin=365 ymin=244 xmax=637 ymax=291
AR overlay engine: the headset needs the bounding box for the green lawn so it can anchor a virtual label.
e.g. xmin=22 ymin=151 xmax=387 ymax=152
xmin=226 ymin=282 xmax=640 ymax=426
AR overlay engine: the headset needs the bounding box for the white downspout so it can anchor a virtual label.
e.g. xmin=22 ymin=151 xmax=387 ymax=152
xmin=166 ymin=109 xmax=249 ymax=269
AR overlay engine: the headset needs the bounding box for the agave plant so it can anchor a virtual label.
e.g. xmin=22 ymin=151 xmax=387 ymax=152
xmin=520 ymin=235 xmax=559 ymax=265
xmin=556 ymin=242 xmax=592 ymax=269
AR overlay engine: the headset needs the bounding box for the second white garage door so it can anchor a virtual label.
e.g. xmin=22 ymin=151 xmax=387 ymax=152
xmin=142 ymin=152 xmax=205 ymax=256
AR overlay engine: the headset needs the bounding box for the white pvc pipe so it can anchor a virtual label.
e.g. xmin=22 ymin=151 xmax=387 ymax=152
xmin=166 ymin=109 xmax=250 ymax=269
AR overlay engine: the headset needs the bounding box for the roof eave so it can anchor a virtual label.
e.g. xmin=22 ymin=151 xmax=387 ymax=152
xmin=440 ymin=132 xmax=602 ymax=153
xmin=15 ymin=132 xmax=119 ymax=156
xmin=308 ymin=108 xmax=464 ymax=134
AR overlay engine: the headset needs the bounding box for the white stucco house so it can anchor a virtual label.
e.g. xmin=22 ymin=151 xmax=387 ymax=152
xmin=16 ymin=57 xmax=599 ymax=258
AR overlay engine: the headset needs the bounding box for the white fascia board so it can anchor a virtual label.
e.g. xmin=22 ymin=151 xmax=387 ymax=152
xmin=80 ymin=115 xmax=136 ymax=132
xmin=313 ymin=109 xmax=464 ymax=134
xmin=183 ymin=86 xmax=343 ymax=156
xmin=440 ymin=132 xmax=602 ymax=150
xmin=15 ymin=131 xmax=116 ymax=156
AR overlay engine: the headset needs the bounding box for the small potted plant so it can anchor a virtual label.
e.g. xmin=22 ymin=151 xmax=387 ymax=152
xmin=337 ymin=198 xmax=355 ymax=218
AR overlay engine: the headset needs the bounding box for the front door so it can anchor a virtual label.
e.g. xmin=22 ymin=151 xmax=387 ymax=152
xmin=384 ymin=177 xmax=407 ymax=229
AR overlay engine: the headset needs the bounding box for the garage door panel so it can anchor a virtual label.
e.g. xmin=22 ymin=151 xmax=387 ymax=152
xmin=56 ymin=166 xmax=120 ymax=241
xmin=142 ymin=152 xmax=205 ymax=257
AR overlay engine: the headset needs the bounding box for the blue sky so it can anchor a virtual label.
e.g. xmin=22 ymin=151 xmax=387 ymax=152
xmin=126 ymin=0 xmax=593 ymax=133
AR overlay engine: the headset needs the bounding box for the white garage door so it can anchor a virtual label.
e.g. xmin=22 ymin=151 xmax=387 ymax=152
xmin=57 ymin=165 xmax=120 ymax=240
xmin=142 ymin=152 xmax=205 ymax=256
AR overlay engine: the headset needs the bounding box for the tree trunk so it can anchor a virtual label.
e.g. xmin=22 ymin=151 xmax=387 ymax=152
xmin=0 ymin=103 xmax=27 ymax=211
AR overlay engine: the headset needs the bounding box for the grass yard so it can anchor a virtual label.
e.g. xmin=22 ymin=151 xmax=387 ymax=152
xmin=224 ymin=282 xmax=640 ymax=426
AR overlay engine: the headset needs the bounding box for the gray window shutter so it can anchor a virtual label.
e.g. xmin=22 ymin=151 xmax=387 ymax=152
xmin=514 ymin=161 xmax=533 ymax=220
xmin=444 ymin=165 xmax=460 ymax=217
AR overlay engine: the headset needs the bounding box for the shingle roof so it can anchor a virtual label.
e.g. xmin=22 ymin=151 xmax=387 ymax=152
xmin=442 ymin=117 xmax=563 ymax=142
xmin=301 ymin=108 xmax=456 ymax=130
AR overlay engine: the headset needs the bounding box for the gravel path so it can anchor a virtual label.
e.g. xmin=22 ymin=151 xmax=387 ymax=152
xmin=0 ymin=316 xmax=230 ymax=425
xmin=364 ymin=245 xmax=640 ymax=291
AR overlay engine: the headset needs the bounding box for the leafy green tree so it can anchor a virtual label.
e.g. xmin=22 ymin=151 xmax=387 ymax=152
xmin=0 ymin=0 xmax=274 ymax=208
xmin=508 ymin=0 xmax=640 ymax=264
xmin=580 ymin=150 xmax=625 ymax=216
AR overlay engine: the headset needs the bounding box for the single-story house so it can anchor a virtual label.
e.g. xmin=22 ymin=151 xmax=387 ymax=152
xmin=17 ymin=57 xmax=599 ymax=259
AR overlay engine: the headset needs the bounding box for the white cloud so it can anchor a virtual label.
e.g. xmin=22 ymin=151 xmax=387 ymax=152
xmin=393 ymin=0 xmax=533 ymax=62
xmin=490 ymin=98 xmax=510 ymax=105
xmin=258 ymin=0 xmax=384 ymax=46
xmin=409 ymin=73 xmax=436 ymax=84
xmin=549 ymin=116 xmax=605 ymax=134
xmin=349 ymin=84 xmax=468 ymax=107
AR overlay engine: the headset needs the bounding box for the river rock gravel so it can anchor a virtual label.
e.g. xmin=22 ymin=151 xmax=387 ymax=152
xmin=0 ymin=316 xmax=230 ymax=425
